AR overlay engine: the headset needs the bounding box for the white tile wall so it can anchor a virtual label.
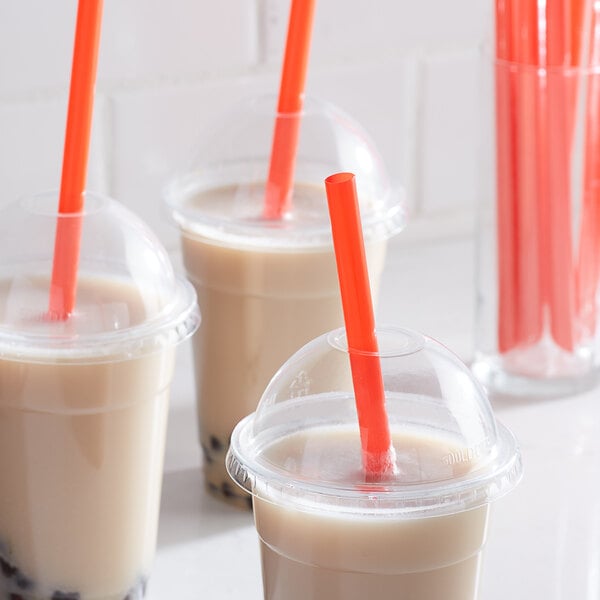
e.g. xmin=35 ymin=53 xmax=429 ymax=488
xmin=264 ymin=0 xmax=491 ymax=63
xmin=0 ymin=95 xmax=108 ymax=205
xmin=308 ymin=58 xmax=419 ymax=215
xmin=0 ymin=3 xmax=76 ymax=97
xmin=110 ymin=74 xmax=277 ymax=251
xmin=99 ymin=0 xmax=260 ymax=84
xmin=419 ymin=49 xmax=480 ymax=216
xmin=0 ymin=0 xmax=491 ymax=248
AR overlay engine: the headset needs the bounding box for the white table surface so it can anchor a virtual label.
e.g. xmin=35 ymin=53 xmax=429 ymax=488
xmin=148 ymin=235 xmax=600 ymax=599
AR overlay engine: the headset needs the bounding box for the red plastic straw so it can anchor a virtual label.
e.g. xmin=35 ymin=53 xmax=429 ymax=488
xmin=512 ymin=0 xmax=544 ymax=348
xmin=496 ymin=0 xmax=591 ymax=353
xmin=48 ymin=0 xmax=103 ymax=319
xmin=495 ymin=0 xmax=544 ymax=352
xmin=546 ymin=0 xmax=578 ymax=350
xmin=571 ymin=0 xmax=588 ymax=65
xmin=263 ymin=0 xmax=316 ymax=220
xmin=495 ymin=0 xmax=520 ymax=352
xmin=325 ymin=172 xmax=394 ymax=481
xmin=577 ymin=1 xmax=600 ymax=338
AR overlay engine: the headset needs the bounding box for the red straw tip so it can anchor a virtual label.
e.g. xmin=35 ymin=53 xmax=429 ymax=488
xmin=46 ymin=309 xmax=69 ymax=322
xmin=364 ymin=447 xmax=397 ymax=482
xmin=325 ymin=172 xmax=355 ymax=185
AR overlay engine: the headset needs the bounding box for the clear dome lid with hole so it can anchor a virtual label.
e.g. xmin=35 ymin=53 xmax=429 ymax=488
xmin=0 ymin=191 xmax=199 ymax=362
xmin=164 ymin=94 xmax=405 ymax=248
xmin=227 ymin=326 xmax=522 ymax=517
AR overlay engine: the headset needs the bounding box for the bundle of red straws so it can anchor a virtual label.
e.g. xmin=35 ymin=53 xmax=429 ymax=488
xmin=495 ymin=0 xmax=600 ymax=354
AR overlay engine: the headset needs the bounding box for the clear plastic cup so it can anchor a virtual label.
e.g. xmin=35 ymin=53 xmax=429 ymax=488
xmin=164 ymin=93 xmax=405 ymax=508
xmin=0 ymin=191 xmax=199 ymax=600
xmin=227 ymin=325 xmax=522 ymax=600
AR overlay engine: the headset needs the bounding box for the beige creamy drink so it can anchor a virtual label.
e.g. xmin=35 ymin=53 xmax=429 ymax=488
xmin=180 ymin=184 xmax=387 ymax=508
xmin=0 ymin=277 xmax=175 ymax=600
xmin=227 ymin=326 xmax=522 ymax=600
xmin=253 ymin=428 xmax=489 ymax=600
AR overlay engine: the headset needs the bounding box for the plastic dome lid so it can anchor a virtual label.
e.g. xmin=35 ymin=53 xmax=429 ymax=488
xmin=0 ymin=191 xmax=199 ymax=362
xmin=164 ymin=94 xmax=405 ymax=249
xmin=227 ymin=326 xmax=522 ymax=517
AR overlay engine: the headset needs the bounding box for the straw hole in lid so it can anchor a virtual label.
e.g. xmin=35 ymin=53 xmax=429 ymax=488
xmin=327 ymin=327 xmax=426 ymax=358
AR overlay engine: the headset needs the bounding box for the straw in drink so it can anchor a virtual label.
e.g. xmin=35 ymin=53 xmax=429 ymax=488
xmin=226 ymin=172 xmax=522 ymax=599
xmin=0 ymin=3 xmax=200 ymax=599
xmin=163 ymin=0 xmax=402 ymax=507
xmin=49 ymin=0 xmax=103 ymax=320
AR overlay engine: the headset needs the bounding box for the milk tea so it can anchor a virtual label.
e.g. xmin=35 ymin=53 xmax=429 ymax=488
xmin=0 ymin=277 xmax=174 ymax=600
xmin=180 ymin=184 xmax=387 ymax=508
xmin=253 ymin=428 xmax=489 ymax=600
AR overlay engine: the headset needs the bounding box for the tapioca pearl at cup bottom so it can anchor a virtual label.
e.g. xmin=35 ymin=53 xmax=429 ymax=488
xmin=0 ymin=557 xmax=17 ymax=579
xmin=0 ymin=552 xmax=37 ymax=599
xmin=201 ymin=434 xmax=229 ymax=467
xmin=50 ymin=578 xmax=147 ymax=600
xmin=14 ymin=574 xmax=34 ymax=592
xmin=221 ymin=480 xmax=253 ymax=510
xmin=0 ymin=556 xmax=147 ymax=600
xmin=200 ymin=444 xmax=215 ymax=465
xmin=204 ymin=475 xmax=252 ymax=509
xmin=209 ymin=436 xmax=224 ymax=453
xmin=0 ymin=555 xmax=33 ymax=594
xmin=221 ymin=481 xmax=236 ymax=499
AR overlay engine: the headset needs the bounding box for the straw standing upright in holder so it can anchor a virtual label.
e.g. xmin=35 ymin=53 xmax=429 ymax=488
xmin=474 ymin=0 xmax=600 ymax=396
xmin=576 ymin=2 xmax=600 ymax=339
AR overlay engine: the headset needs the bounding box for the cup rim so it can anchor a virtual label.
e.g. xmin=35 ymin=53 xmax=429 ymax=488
xmin=0 ymin=191 xmax=201 ymax=363
xmin=0 ymin=275 xmax=199 ymax=364
xmin=227 ymin=408 xmax=523 ymax=519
